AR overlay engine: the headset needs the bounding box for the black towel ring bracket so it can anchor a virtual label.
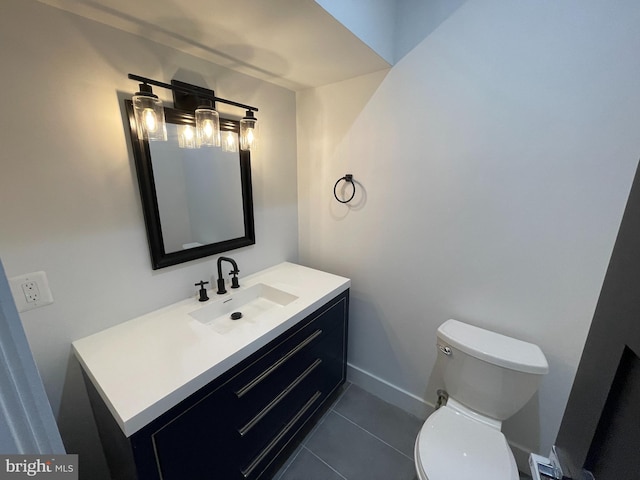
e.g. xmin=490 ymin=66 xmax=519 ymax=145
xmin=333 ymin=174 xmax=356 ymax=204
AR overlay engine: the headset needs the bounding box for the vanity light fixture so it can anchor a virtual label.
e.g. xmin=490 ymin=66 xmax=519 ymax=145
xmin=132 ymin=83 xmax=167 ymax=142
xmin=128 ymin=73 xmax=259 ymax=151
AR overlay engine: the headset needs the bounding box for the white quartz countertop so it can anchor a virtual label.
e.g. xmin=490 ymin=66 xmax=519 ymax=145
xmin=72 ymin=262 xmax=350 ymax=437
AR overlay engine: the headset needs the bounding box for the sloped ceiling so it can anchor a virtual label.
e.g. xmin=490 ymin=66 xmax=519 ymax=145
xmin=37 ymin=0 xmax=391 ymax=91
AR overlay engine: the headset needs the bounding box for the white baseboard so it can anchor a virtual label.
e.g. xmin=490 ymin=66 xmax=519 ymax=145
xmin=346 ymin=363 xmax=433 ymax=420
xmin=346 ymin=362 xmax=532 ymax=474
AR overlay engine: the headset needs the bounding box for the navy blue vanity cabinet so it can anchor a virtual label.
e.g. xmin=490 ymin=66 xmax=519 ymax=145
xmin=86 ymin=289 xmax=349 ymax=480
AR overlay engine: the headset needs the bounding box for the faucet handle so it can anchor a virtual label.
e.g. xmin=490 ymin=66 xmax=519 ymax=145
xmin=230 ymin=269 xmax=240 ymax=289
xmin=195 ymin=281 xmax=210 ymax=302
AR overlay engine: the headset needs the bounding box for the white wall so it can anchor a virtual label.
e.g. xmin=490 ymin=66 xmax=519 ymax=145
xmin=315 ymin=0 xmax=396 ymax=64
xmin=394 ymin=0 xmax=468 ymax=62
xmin=0 ymin=1 xmax=298 ymax=477
xmin=298 ymin=0 xmax=640 ymax=467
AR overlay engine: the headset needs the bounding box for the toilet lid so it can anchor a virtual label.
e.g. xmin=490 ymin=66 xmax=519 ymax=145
xmin=415 ymin=406 xmax=519 ymax=480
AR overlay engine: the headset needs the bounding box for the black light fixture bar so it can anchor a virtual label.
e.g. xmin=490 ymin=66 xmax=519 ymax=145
xmin=128 ymin=73 xmax=259 ymax=113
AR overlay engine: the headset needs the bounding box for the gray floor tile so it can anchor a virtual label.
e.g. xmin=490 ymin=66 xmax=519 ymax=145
xmin=333 ymin=384 xmax=423 ymax=458
xmin=277 ymin=447 xmax=345 ymax=480
xmin=305 ymin=411 xmax=416 ymax=480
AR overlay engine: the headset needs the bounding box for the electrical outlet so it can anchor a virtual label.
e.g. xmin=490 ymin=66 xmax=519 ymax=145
xmin=22 ymin=281 xmax=40 ymax=302
xmin=9 ymin=271 xmax=54 ymax=313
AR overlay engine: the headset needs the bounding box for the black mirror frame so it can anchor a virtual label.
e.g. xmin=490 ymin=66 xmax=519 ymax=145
xmin=125 ymin=100 xmax=255 ymax=270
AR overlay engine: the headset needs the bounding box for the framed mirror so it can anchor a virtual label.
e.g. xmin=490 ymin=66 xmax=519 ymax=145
xmin=125 ymin=100 xmax=255 ymax=269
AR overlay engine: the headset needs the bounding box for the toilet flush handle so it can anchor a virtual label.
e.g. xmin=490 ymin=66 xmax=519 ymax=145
xmin=438 ymin=344 xmax=452 ymax=356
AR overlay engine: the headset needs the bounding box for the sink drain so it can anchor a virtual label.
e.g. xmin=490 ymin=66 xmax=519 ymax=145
xmin=230 ymin=312 xmax=243 ymax=320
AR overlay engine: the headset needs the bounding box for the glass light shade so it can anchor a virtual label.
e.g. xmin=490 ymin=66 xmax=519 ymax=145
xmin=178 ymin=125 xmax=197 ymax=149
xmin=195 ymin=107 xmax=220 ymax=147
xmin=240 ymin=111 xmax=258 ymax=151
xmin=132 ymin=90 xmax=167 ymax=142
xmin=221 ymin=131 xmax=238 ymax=153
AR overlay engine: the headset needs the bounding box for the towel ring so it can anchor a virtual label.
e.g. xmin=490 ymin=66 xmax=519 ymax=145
xmin=333 ymin=174 xmax=356 ymax=204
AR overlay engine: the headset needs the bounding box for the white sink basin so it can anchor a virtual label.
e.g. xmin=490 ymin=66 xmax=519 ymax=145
xmin=189 ymin=283 xmax=298 ymax=334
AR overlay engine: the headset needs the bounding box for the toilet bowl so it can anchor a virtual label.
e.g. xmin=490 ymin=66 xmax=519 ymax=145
xmin=414 ymin=319 xmax=548 ymax=480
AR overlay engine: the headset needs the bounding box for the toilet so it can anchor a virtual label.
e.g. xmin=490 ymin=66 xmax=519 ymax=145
xmin=414 ymin=319 xmax=549 ymax=480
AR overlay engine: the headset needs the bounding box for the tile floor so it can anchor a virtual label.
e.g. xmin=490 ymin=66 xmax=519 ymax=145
xmin=274 ymin=383 xmax=532 ymax=480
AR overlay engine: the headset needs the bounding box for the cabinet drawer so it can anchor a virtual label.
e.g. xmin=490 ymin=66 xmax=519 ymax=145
xmin=231 ymin=295 xmax=345 ymax=389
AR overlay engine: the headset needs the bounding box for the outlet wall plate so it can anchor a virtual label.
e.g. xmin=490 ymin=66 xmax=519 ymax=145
xmin=8 ymin=271 xmax=54 ymax=313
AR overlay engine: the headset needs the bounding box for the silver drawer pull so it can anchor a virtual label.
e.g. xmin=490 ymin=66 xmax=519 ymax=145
xmin=238 ymin=358 xmax=322 ymax=437
xmin=235 ymin=329 xmax=323 ymax=398
xmin=241 ymin=390 xmax=322 ymax=479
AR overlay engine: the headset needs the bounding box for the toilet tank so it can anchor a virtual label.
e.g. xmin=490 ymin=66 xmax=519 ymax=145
xmin=437 ymin=319 xmax=549 ymax=421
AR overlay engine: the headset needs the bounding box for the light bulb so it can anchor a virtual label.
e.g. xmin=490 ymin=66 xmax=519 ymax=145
xmin=178 ymin=125 xmax=197 ymax=148
xmin=203 ymin=120 xmax=214 ymax=138
xmin=222 ymin=131 xmax=238 ymax=153
xmin=245 ymin=128 xmax=254 ymax=145
xmin=143 ymin=109 xmax=157 ymax=132
xmin=184 ymin=126 xmax=194 ymax=140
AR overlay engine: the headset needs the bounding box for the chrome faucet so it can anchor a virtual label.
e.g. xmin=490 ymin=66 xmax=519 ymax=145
xmin=216 ymin=256 xmax=240 ymax=294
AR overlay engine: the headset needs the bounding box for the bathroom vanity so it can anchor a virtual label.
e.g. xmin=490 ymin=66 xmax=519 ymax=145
xmin=73 ymin=263 xmax=350 ymax=480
